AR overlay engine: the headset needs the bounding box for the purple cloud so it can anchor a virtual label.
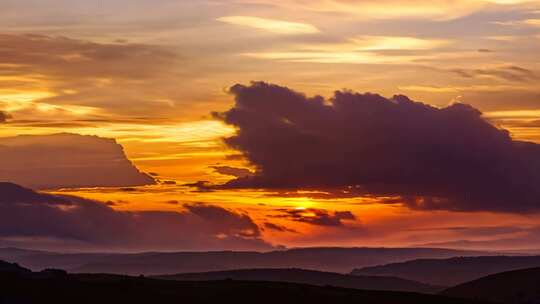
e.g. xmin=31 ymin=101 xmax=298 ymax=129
xmin=0 ymin=182 xmax=271 ymax=252
xmin=214 ymin=82 xmax=540 ymax=213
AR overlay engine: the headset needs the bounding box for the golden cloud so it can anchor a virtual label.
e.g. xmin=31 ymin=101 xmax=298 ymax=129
xmin=217 ymin=16 xmax=320 ymax=34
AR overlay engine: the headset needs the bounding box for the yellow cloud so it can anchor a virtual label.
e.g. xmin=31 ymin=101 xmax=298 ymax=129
xmin=318 ymin=36 xmax=450 ymax=51
xmin=217 ymin=16 xmax=320 ymax=34
xmin=234 ymin=0 xmax=536 ymax=20
xmin=242 ymin=36 xmax=451 ymax=64
xmin=485 ymin=109 xmax=540 ymax=118
xmin=242 ymin=51 xmax=423 ymax=64
xmin=0 ymin=90 xmax=56 ymax=108
xmin=524 ymin=18 xmax=540 ymax=26
xmin=399 ymin=84 xmax=536 ymax=93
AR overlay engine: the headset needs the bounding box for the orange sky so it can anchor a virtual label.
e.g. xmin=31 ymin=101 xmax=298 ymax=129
xmin=1 ymin=0 xmax=540 ymax=251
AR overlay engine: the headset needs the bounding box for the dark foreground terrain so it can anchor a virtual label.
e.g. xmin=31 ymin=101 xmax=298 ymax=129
xmin=442 ymin=267 xmax=540 ymax=304
xmin=156 ymin=268 xmax=442 ymax=293
xmin=0 ymin=261 xmax=479 ymax=304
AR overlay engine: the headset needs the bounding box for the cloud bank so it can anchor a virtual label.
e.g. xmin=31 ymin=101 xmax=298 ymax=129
xmin=0 ymin=133 xmax=155 ymax=189
xmin=215 ymin=82 xmax=540 ymax=213
xmin=0 ymin=182 xmax=270 ymax=252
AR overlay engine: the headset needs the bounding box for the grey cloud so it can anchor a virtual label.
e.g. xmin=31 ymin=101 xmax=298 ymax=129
xmin=214 ymin=82 xmax=540 ymax=213
xmin=273 ymin=208 xmax=357 ymax=227
xmin=0 ymin=182 xmax=271 ymax=252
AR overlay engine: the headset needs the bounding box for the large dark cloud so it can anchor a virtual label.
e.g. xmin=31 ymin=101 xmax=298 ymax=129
xmin=214 ymin=82 xmax=540 ymax=213
xmin=0 ymin=182 xmax=271 ymax=252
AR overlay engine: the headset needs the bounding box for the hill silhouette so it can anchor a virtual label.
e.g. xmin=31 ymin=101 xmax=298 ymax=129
xmin=352 ymin=256 xmax=540 ymax=286
xmin=0 ymin=247 xmax=492 ymax=275
xmin=0 ymin=261 xmax=481 ymax=304
xmin=156 ymin=268 xmax=443 ymax=293
xmin=0 ymin=260 xmax=31 ymax=275
xmin=442 ymin=267 xmax=540 ymax=304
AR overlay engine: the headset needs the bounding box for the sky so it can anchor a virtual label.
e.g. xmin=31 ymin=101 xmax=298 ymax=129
xmin=1 ymin=0 xmax=540 ymax=252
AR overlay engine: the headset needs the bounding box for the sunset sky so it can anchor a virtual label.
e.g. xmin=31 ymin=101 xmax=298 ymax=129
xmin=1 ymin=0 xmax=540 ymax=252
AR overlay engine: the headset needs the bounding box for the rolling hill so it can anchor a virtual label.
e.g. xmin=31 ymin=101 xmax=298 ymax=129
xmin=442 ymin=267 xmax=540 ymax=304
xmin=0 ymin=260 xmax=31 ymax=275
xmin=0 ymin=261 xmax=481 ymax=304
xmin=0 ymin=247 xmax=492 ymax=275
xmin=352 ymin=256 xmax=540 ymax=286
xmin=156 ymin=268 xmax=443 ymax=293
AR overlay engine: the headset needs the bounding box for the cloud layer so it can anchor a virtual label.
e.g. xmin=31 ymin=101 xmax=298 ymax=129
xmin=0 ymin=182 xmax=270 ymax=252
xmin=215 ymin=82 xmax=540 ymax=213
xmin=0 ymin=133 xmax=155 ymax=189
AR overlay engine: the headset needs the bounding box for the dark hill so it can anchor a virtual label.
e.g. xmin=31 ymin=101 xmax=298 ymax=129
xmin=0 ymin=263 xmax=482 ymax=304
xmin=0 ymin=260 xmax=31 ymax=275
xmin=156 ymin=268 xmax=443 ymax=293
xmin=69 ymin=247 xmax=491 ymax=275
xmin=442 ymin=267 xmax=540 ymax=304
xmin=352 ymin=256 xmax=540 ymax=286
xmin=0 ymin=246 xmax=491 ymax=275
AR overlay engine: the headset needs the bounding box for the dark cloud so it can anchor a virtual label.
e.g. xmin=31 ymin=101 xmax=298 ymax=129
xmin=161 ymin=180 xmax=177 ymax=185
xmin=215 ymin=82 xmax=540 ymax=213
xmin=0 ymin=182 xmax=271 ymax=252
xmin=451 ymin=65 xmax=537 ymax=82
xmin=0 ymin=111 xmax=11 ymax=123
xmin=211 ymin=165 xmax=254 ymax=178
xmin=0 ymin=133 xmax=155 ymax=189
xmin=273 ymin=208 xmax=357 ymax=227
xmin=184 ymin=203 xmax=261 ymax=238
xmin=263 ymin=222 xmax=298 ymax=233
xmin=183 ymin=181 xmax=215 ymax=192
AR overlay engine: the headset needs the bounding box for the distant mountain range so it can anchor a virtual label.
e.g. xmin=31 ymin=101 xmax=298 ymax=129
xmin=0 ymin=246 xmax=494 ymax=275
xmin=0 ymin=261 xmax=479 ymax=304
xmin=353 ymin=255 xmax=540 ymax=286
xmin=156 ymin=268 xmax=442 ymax=294
xmin=442 ymin=267 xmax=540 ymax=304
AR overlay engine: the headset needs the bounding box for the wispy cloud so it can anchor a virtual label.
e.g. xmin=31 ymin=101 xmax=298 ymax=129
xmin=524 ymin=18 xmax=540 ymax=26
xmin=233 ymin=0 xmax=535 ymax=20
xmin=399 ymin=83 xmax=536 ymax=93
xmin=217 ymin=16 xmax=320 ymax=34
xmin=241 ymin=36 xmax=452 ymax=64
